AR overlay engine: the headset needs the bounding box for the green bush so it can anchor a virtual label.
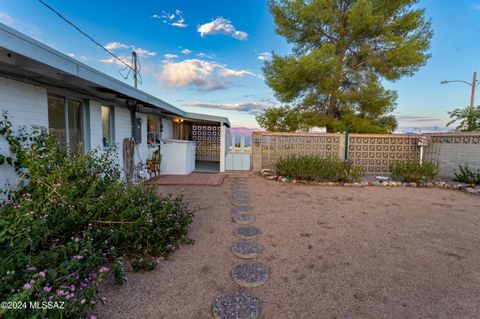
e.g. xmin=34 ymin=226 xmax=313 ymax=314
xmin=0 ymin=112 xmax=194 ymax=319
xmin=276 ymin=156 xmax=364 ymax=182
xmin=389 ymin=160 xmax=439 ymax=183
xmin=454 ymin=165 xmax=480 ymax=185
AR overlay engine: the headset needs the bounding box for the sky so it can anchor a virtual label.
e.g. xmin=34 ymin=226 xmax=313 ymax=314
xmin=0 ymin=0 xmax=480 ymax=132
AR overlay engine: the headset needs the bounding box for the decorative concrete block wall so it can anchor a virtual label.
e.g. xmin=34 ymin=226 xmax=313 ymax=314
xmin=424 ymin=133 xmax=480 ymax=178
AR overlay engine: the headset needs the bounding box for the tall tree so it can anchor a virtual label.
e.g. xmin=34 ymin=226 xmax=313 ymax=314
xmin=262 ymin=0 xmax=432 ymax=132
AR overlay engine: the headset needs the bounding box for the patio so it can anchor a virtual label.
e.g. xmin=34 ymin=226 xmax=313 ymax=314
xmin=97 ymin=174 xmax=480 ymax=319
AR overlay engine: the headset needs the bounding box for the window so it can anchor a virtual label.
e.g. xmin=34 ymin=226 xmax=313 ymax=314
xmin=47 ymin=95 xmax=83 ymax=151
xmin=147 ymin=116 xmax=162 ymax=145
xmin=101 ymin=106 xmax=114 ymax=147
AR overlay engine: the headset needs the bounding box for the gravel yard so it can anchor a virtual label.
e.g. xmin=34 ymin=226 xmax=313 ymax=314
xmin=97 ymin=174 xmax=480 ymax=319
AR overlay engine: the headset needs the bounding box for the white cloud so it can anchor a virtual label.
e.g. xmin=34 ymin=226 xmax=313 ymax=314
xmin=135 ymin=48 xmax=156 ymax=57
xmin=66 ymin=53 xmax=75 ymax=58
xmin=99 ymin=56 xmax=132 ymax=67
xmin=0 ymin=12 xmax=41 ymax=36
xmin=197 ymin=52 xmax=215 ymax=59
xmin=184 ymin=101 xmax=270 ymax=113
xmin=181 ymin=49 xmax=192 ymax=54
xmin=197 ymin=17 xmax=248 ymax=40
xmin=103 ymin=42 xmax=156 ymax=58
xmin=258 ymin=52 xmax=273 ymax=61
xmin=152 ymin=9 xmax=187 ymax=28
xmin=164 ymin=53 xmax=178 ymax=59
xmin=158 ymin=59 xmax=253 ymax=91
xmin=472 ymin=3 xmax=480 ymax=10
xmin=104 ymin=42 xmax=129 ymax=51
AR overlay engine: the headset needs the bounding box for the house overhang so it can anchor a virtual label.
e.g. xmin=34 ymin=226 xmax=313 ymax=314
xmin=0 ymin=23 xmax=230 ymax=127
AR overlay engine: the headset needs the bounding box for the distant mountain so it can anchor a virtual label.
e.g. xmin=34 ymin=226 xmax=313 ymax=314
xmin=229 ymin=127 xmax=258 ymax=146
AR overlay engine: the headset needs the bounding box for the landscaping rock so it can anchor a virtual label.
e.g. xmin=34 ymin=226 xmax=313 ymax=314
xmin=231 ymin=241 xmax=264 ymax=259
xmin=232 ymin=214 xmax=256 ymax=225
xmin=279 ymin=177 xmax=288 ymax=183
xmin=409 ymin=182 xmax=417 ymax=188
xmin=234 ymin=226 xmax=262 ymax=239
xmin=267 ymin=175 xmax=278 ymax=180
xmin=232 ymin=200 xmax=251 ymax=207
xmin=231 ymin=262 xmax=270 ymax=287
xmin=212 ymin=291 xmax=260 ymax=319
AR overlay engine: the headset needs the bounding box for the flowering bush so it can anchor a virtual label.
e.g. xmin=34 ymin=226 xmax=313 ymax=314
xmin=0 ymin=112 xmax=194 ymax=318
xmin=276 ymin=156 xmax=364 ymax=182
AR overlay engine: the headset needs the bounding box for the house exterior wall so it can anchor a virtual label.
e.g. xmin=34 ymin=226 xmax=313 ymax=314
xmin=89 ymin=101 xmax=103 ymax=151
xmin=161 ymin=118 xmax=173 ymax=140
xmin=0 ymin=76 xmax=48 ymax=193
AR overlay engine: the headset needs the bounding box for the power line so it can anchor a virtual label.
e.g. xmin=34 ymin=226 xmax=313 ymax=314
xmin=37 ymin=0 xmax=133 ymax=71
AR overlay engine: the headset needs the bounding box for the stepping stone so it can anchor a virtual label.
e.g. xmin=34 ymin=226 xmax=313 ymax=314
xmin=232 ymin=194 xmax=250 ymax=201
xmin=232 ymin=214 xmax=256 ymax=225
xmin=232 ymin=206 xmax=253 ymax=214
xmin=231 ymin=241 xmax=263 ymax=259
xmin=212 ymin=291 xmax=260 ymax=319
xmin=234 ymin=226 xmax=261 ymax=239
xmin=232 ymin=262 xmax=270 ymax=287
xmin=233 ymin=200 xmax=251 ymax=207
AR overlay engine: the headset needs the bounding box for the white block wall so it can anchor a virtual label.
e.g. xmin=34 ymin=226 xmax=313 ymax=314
xmin=0 ymin=76 xmax=48 ymax=194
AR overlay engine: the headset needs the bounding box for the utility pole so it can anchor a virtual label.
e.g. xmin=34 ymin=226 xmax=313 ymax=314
xmin=470 ymin=71 xmax=476 ymax=113
xmin=132 ymin=50 xmax=138 ymax=89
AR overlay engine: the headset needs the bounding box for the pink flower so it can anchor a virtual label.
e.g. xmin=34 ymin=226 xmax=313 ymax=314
xmin=99 ymin=267 xmax=109 ymax=273
xmin=38 ymin=271 xmax=46 ymax=278
xmin=43 ymin=286 xmax=52 ymax=293
xmin=23 ymin=283 xmax=32 ymax=290
xmin=80 ymin=299 xmax=86 ymax=304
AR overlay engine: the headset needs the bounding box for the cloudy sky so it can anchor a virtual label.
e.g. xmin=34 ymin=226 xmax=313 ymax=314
xmin=1 ymin=0 xmax=480 ymax=132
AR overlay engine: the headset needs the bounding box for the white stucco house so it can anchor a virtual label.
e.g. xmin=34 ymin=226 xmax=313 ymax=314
xmin=0 ymin=23 xmax=231 ymax=192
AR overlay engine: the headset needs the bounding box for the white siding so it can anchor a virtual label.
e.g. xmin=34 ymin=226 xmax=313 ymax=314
xmin=135 ymin=113 xmax=148 ymax=164
xmin=161 ymin=118 xmax=173 ymax=140
xmin=0 ymin=76 xmax=48 ymax=194
xmin=89 ymin=101 xmax=103 ymax=150
xmin=114 ymin=107 xmax=131 ymax=171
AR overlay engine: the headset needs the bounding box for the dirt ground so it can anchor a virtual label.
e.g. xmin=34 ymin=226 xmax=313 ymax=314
xmin=97 ymin=174 xmax=480 ymax=319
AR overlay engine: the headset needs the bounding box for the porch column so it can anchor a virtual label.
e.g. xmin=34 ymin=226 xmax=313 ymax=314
xmin=220 ymin=123 xmax=226 ymax=173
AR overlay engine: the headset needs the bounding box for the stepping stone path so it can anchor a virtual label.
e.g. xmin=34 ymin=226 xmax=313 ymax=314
xmin=232 ymin=206 xmax=253 ymax=213
xmin=213 ymin=176 xmax=270 ymax=319
xmin=232 ymin=262 xmax=270 ymax=287
xmin=232 ymin=214 xmax=256 ymax=225
xmin=231 ymin=241 xmax=263 ymax=259
xmin=212 ymin=291 xmax=260 ymax=319
xmin=234 ymin=226 xmax=261 ymax=239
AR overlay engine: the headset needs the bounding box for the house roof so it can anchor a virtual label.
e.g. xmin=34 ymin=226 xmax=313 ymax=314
xmin=0 ymin=23 xmax=230 ymax=127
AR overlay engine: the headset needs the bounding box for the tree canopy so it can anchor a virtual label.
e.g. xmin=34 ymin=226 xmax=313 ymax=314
xmin=447 ymin=106 xmax=480 ymax=132
xmin=260 ymin=0 xmax=432 ymax=133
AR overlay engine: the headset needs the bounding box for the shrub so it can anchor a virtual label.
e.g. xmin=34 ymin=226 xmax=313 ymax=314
xmin=0 ymin=112 xmax=194 ymax=319
xmin=454 ymin=165 xmax=480 ymax=185
xmin=389 ymin=160 xmax=439 ymax=183
xmin=276 ymin=156 xmax=364 ymax=182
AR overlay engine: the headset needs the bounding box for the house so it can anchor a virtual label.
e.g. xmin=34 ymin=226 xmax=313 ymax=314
xmin=0 ymin=23 xmax=230 ymax=192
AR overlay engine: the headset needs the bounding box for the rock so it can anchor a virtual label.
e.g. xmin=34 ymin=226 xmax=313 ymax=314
xmin=409 ymin=182 xmax=417 ymax=188
xmin=232 ymin=215 xmax=256 ymax=225
xmin=388 ymin=181 xmax=397 ymax=187
xmin=373 ymin=181 xmax=382 ymax=187
xmin=426 ymin=182 xmax=434 ymax=188
xmin=261 ymin=169 xmax=272 ymax=176
xmin=328 ymin=182 xmax=335 ymax=186
xmin=279 ymin=177 xmax=288 ymax=183
xmin=267 ymin=175 xmax=277 ymax=180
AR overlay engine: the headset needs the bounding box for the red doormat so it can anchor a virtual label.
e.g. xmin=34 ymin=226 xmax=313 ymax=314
xmin=152 ymin=173 xmax=225 ymax=186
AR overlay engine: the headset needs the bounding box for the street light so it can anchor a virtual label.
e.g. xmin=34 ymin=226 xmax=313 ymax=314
xmin=440 ymin=71 xmax=478 ymax=114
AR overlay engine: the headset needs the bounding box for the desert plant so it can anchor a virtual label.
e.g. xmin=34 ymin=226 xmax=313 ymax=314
xmin=0 ymin=112 xmax=194 ymax=319
xmin=276 ymin=156 xmax=364 ymax=182
xmin=454 ymin=165 xmax=480 ymax=185
xmin=389 ymin=160 xmax=439 ymax=183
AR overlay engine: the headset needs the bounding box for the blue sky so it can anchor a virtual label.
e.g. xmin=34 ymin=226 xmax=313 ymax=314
xmin=1 ymin=0 xmax=480 ymax=132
